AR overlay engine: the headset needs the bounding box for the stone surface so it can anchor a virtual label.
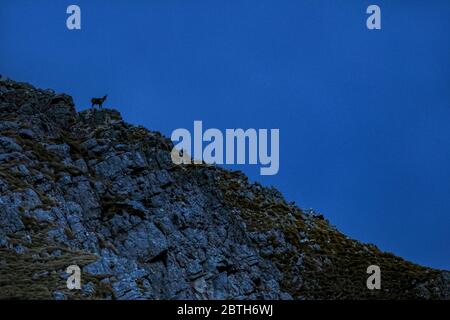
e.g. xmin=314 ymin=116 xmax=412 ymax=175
xmin=0 ymin=78 xmax=448 ymax=300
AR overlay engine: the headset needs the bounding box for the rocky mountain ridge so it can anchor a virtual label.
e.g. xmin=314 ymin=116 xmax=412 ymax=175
xmin=0 ymin=78 xmax=448 ymax=299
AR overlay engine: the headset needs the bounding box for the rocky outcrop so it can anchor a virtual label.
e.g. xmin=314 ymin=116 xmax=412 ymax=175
xmin=0 ymin=78 xmax=448 ymax=300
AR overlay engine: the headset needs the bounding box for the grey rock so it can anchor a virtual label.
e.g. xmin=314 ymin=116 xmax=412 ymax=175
xmin=82 ymin=282 xmax=96 ymax=296
xmin=53 ymin=291 xmax=66 ymax=300
xmin=122 ymin=222 xmax=168 ymax=260
xmin=45 ymin=143 xmax=71 ymax=158
xmin=0 ymin=136 xmax=22 ymax=153
xmin=0 ymin=78 xmax=447 ymax=301
xmin=18 ymin=128 xmax=36 ymax=139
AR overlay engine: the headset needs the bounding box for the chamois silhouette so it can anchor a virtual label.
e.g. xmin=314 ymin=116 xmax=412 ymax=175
xmin=91 ymin=95 xmax=108 ymax=109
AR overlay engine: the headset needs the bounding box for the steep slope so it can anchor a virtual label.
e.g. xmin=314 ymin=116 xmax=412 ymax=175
xmin=0 ymin=78 xmax=448 ymax=300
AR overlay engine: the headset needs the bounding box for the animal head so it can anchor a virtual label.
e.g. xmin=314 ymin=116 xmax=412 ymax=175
xmin=103 ymin=95 xmax=108 ymax=101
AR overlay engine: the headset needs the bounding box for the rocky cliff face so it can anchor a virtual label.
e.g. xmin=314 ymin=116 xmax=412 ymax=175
xmin=0 ymin=78 xmax=448 ymax=300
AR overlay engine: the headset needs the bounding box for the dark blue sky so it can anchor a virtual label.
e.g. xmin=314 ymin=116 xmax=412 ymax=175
xmin=1 ymin=0 xmax=449 ymax=269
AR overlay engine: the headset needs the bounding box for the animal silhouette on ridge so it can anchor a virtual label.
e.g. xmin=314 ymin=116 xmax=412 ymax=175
xmin=91 ymin=95 xmax=108 ymax=109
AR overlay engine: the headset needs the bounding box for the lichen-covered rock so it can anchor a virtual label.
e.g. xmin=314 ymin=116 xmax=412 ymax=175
xmin=0 ymin=78 xmax=448 ymax=300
